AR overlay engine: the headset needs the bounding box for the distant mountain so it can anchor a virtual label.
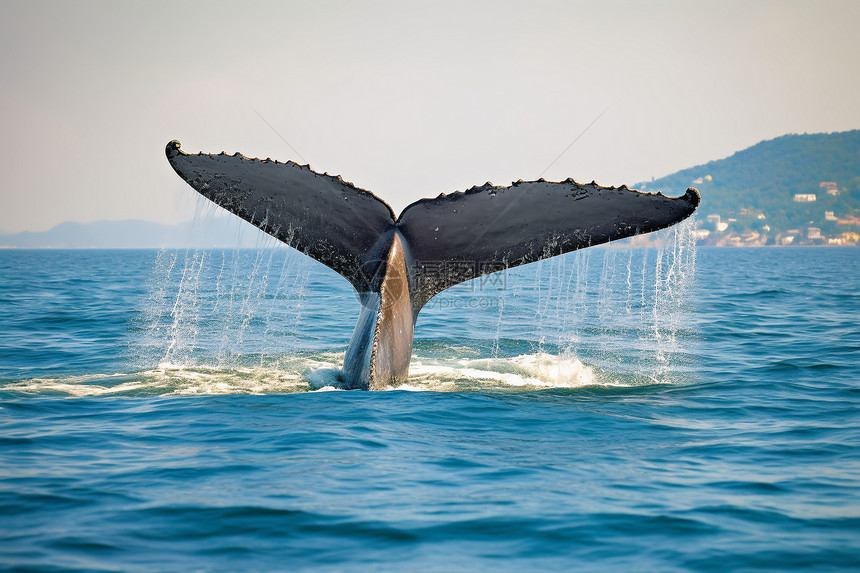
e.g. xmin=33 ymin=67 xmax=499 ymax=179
xmin=638 ymin=130 xmax=860 ymax=246
xmin=0 ymin=217 xmax=271 ymax=249
xmin=5 ymin=131 xmax=858 ymax=248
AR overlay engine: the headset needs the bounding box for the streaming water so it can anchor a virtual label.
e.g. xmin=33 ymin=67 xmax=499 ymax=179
xmin=131 ymin=218 xmax=697 ymax=392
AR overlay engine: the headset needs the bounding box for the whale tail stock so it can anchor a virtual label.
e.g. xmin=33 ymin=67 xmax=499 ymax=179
xmin=166 ymin=140 xmax=699 ymax=389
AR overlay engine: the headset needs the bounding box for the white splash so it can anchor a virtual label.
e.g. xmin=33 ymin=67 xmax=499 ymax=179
xmin=401 ymin=352 xmax=597 ymax=391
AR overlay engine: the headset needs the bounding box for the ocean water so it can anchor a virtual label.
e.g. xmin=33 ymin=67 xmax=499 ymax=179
xmin=1 ymin=235 xmax=858 ymax=571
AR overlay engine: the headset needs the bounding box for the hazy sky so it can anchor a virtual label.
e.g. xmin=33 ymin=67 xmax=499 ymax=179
xmin=1 ymin=0 xmax=858 ymax=233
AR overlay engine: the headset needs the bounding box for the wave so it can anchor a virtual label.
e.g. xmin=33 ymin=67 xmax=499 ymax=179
xmin=0 ymin=350 xmax=675 ymax=398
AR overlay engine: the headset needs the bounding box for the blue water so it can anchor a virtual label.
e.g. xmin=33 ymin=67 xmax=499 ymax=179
xmin=1 ymin=241 xmax=858 ymax=571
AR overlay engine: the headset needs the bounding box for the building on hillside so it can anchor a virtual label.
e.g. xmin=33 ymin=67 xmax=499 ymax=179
xmin=782 ymin=230 xmax=801 ymax=245
xmin=807 ymin=228 xmax=821 ymax=240
xmin=706 ymin=214 xmax=721 ymax=226
xmin=819 ymin=182 xmax=840 ymax=196
xmin=825 ymin=211 xmax=837 ymax=221
xmin=794 ymin=194 xmax=817 ymax=203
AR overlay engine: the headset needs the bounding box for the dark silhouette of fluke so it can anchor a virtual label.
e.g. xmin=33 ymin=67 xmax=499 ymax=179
xmin=166 ymin=140 xmax=699 ymax=389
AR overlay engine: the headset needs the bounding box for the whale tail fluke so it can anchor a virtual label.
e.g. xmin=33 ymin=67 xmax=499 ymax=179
xmin=166 ymin=140 xmax=699 ymax=389
xmin=166 ymin=140 xmax=698 ymax=308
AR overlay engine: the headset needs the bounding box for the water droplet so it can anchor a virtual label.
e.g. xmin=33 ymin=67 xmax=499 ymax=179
xmin=434 ymin=226 xmax=439 ymax=232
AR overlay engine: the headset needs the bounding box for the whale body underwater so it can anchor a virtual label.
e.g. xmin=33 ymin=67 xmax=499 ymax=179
xmin=166 ymin=140 xmax=699 ymax=390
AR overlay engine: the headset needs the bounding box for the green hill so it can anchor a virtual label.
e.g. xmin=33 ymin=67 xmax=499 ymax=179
xmin=637 ymin=130 xmax=860 ymax=246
